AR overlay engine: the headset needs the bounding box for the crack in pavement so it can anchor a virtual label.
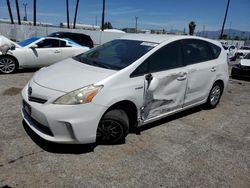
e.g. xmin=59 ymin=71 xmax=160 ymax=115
xmin=0 ymin=150 xmax=44 ymax=167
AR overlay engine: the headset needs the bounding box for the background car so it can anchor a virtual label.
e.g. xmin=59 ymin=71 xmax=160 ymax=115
xmin=0 ymin=36 xmax=89 ymax=74
xmin=236 ymin=46 xmax=250 ymax=58
xmin=48 ymin=32 xmax=94 ymax=48
xmin=231 ymin=52 xmax=250 ymax=78
xmin=21 ymin=35 xmax=228 ymax=145
xmin=222 ymin=45 xmax=237 ymax=61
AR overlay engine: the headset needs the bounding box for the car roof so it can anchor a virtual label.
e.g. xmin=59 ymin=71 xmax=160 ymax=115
xmin=119 ymin=34 xmax=218 ymax=45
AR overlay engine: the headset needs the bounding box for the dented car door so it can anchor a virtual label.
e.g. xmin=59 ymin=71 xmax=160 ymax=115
xmin=140 ymin=40 xmax=187 ymax=120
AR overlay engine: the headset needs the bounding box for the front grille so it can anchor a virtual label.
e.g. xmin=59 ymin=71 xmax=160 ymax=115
xmin=23 ymin=110 xmax=54 ymax=136
xmin=28 ymin=96 xmax=47 ymax=104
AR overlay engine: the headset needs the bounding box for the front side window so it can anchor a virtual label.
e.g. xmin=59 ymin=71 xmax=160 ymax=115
xmin=182 ymin=39 xmax=211 ymax=65
xmin=148 ymin=41 xmax=183 ymax=73
xmin=74 ymin=39 xmax=157 ymax=70
xmin=131 ymin=41 xmax=183 ymax=77
xmin=36 ymin=39 xmax=61 ymax=48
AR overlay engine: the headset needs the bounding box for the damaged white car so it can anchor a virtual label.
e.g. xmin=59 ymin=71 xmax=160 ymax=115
xmin=0 ymin=35 xmax=89 ymax=74
xmin=21 ymin=34 xmax=229 ymax=144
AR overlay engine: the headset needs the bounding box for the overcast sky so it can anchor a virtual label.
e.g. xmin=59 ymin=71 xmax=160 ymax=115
xmin=0 ymin=0 xmax=249 ymax=31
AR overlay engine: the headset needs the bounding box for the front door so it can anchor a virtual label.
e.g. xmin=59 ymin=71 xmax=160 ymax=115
xmin=141 ymin=40 xmax=187 ymax=120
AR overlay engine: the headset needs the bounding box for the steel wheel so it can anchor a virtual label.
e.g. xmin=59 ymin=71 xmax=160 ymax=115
xmin=0 ymin=56 xmax=17 ymax=74
xmin=97 ymin=109 xmax=129 ymax=144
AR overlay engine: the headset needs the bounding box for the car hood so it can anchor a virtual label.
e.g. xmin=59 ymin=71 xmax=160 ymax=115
xmin=240 ymin=59 xmax=250 ymax=67
xmin=33 ymin=58 xmax=117 ymax=92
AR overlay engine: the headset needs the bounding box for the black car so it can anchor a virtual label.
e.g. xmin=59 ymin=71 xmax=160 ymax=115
xmin=48 ymin=32 xmax=94 ymax=48
xmin=231 ymin=53 xmax=250 ymax=78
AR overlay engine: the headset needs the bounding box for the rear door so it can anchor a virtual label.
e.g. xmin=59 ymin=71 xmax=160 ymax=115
xmin=182 ymin=39 xmax=219 ymax=107
xmin=139 ymin=40 xmax=188 ymax=120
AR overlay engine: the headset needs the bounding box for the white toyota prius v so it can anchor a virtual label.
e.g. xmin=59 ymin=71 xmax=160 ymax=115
xmin=21 ymin=34 xmax=229 ymax=144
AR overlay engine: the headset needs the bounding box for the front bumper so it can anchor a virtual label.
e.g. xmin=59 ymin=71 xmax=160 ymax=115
xmin=231 ymin=65 xmax=250 ymax=78
xmin=21 ymin=83 xmax=108 ymax=144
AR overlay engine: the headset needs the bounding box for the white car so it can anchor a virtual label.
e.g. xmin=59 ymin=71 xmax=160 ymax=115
xmin=231 ymin=52 xmax=250 ymax=78
xmin=21 ymin=34 xmax=229 ymax=144
xmin=236 ymin=46 xmax=250 ymax=59
xmin=222 ymin=45 xmax=237 ymax=61
xmin=0 ymin=35 xmax=89 ymax=74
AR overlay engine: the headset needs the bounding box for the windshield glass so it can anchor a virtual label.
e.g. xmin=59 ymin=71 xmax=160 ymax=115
xmin=244 ymin=53 xmax=250 ymax=59
xmin=73 ymin=39 xmax=157 ymax=70
xmin=18 ymin=37 xmax=40 ymax=47
xmin=240 ymin=46 xmax=250 ymax=50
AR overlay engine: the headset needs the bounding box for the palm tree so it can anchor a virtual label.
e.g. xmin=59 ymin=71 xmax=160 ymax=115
xmin=6 ymin=0 xmax=14 ymax=24
xmin=101 ymin=0 xmax=106 ymax=31
xmin=15 ymin=0 xmax=21 ymax=25
xmin=189 ymin=21 xmax=196 ymax=35
xmin=33 ymin=0 xmax=36 ymax=26
xmin=73 ymin=0 xmax=79 ymax=29
xmin=220 ymin=0 xmax=230 ymax=39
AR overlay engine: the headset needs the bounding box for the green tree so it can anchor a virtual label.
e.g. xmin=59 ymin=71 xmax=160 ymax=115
xmin=189 ymin=21 xmax=196 ymax=35
xmin=103 ymin=22 xmax=113 ymax=29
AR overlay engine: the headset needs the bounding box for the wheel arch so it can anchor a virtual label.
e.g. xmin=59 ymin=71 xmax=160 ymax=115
xmin=102 ymin=100 xmax=138 ymax=130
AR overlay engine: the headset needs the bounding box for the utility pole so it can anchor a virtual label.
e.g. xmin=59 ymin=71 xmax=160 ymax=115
xmin=135 ymin=16 xmax=138 ymax=33
xmin=66 ymin=0 xmax=69 ymax=28
xmin=220 ymin=0 xmax=230 ymax=39
xmin=15 ymin=0 xmax=21 ymax=25
xmin=101 ymin=0 xmax=105 ymax=31
xmin=33 ymin=0 xmax=36 ymax=26
xmin=95 ymin=16 xmax=97 ymax=26
xmin=73 ymin=0 xmax=79 ymax=29
xmin=23 ymin=3 xmax=27 ymax=21
xmin=6 ymin=0 xmax=14 ymax=24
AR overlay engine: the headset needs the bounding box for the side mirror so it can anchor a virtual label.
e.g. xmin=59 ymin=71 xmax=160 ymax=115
xmin=30 ymin=44 xmax=38 ymax=49
xmin=10 ymin=44 xmax=16 ymax=51
xmin=147 ymin=77 xmax=159 ymax=91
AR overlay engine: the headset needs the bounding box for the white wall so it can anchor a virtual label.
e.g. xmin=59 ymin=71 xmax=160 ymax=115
xmin=0 ymin=23 xmax=127 ymax=45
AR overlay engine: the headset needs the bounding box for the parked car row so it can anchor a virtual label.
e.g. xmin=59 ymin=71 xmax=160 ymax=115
xmin=1 ymin=33 xmax=249 ymax=145
xmin=221 ymin=43 xmax=250 ymax=61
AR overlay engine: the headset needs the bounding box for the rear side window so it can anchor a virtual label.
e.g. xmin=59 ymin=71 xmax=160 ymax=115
xmin=182 ymin=39 xmax=211 ymax=65
xmin=209 ymin=43 xmax=221 ymax=59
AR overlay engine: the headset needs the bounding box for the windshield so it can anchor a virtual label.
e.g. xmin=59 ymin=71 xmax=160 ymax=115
xmin=244 ymin=53 xmax=250 ymax=59
xmin=18 ymin=37 xmax=40 ymax=47
xmin=73 ymin=39 xmax=157 ymax=70
xmin=240 ymin=46 xmax=250 ymax=50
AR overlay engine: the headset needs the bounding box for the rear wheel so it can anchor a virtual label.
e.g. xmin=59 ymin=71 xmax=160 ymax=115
xmin=206 ymin=82 xmax=223 ymax=109
xmin=0 ymin=56 xmax=18 ymax=74
xmin=97 ymin=109 xmax=129 ymax=144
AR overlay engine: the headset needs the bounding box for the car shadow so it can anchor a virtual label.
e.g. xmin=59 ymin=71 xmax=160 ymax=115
xmin=22 ymin=120 xmax=97 ymax=154
xmin=230 ymin=76 xmax=250 ymax=82
xmin=16 ymin=68 xmax=40 ymax=74
xmin=22 ymin=105 xmax=204 ymax=154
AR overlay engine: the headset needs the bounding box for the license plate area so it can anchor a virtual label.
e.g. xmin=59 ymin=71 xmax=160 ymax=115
xmin=23 ymin=100 xmax=31 ymax=115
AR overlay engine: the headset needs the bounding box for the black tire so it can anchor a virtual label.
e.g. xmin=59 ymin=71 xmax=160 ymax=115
xmin=96 ymin=109 xmax=129 ymax=144
xmin=0 ymin=56 xmax=18 ymax=74
xmin=205 ymin=82 xmax=223 ymax=109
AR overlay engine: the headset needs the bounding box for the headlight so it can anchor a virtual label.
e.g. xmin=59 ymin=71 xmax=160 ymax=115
xmin=54 ymin=85 xmax=103 ymax=105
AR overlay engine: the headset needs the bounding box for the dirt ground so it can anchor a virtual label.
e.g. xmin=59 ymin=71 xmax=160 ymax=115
xmin=0 ymin=63 xmax=249 ymax=188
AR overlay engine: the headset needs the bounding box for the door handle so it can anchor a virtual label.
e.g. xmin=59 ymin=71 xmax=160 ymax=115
xmin=211 ymin=67 xmax=216 ymax=72
xmin=54 ymin=50 xmax=60 ymax=53
xmin=177 ymin=72 xmax=187 ymax=81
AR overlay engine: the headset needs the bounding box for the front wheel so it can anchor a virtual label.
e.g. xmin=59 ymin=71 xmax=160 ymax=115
xmin=0 ymin=56 xmax=18 ymax=74
xmin=205 ymin=82 xmax=223 ymax=109
xmin=97 ymin=109 xmax=129 ymax=144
